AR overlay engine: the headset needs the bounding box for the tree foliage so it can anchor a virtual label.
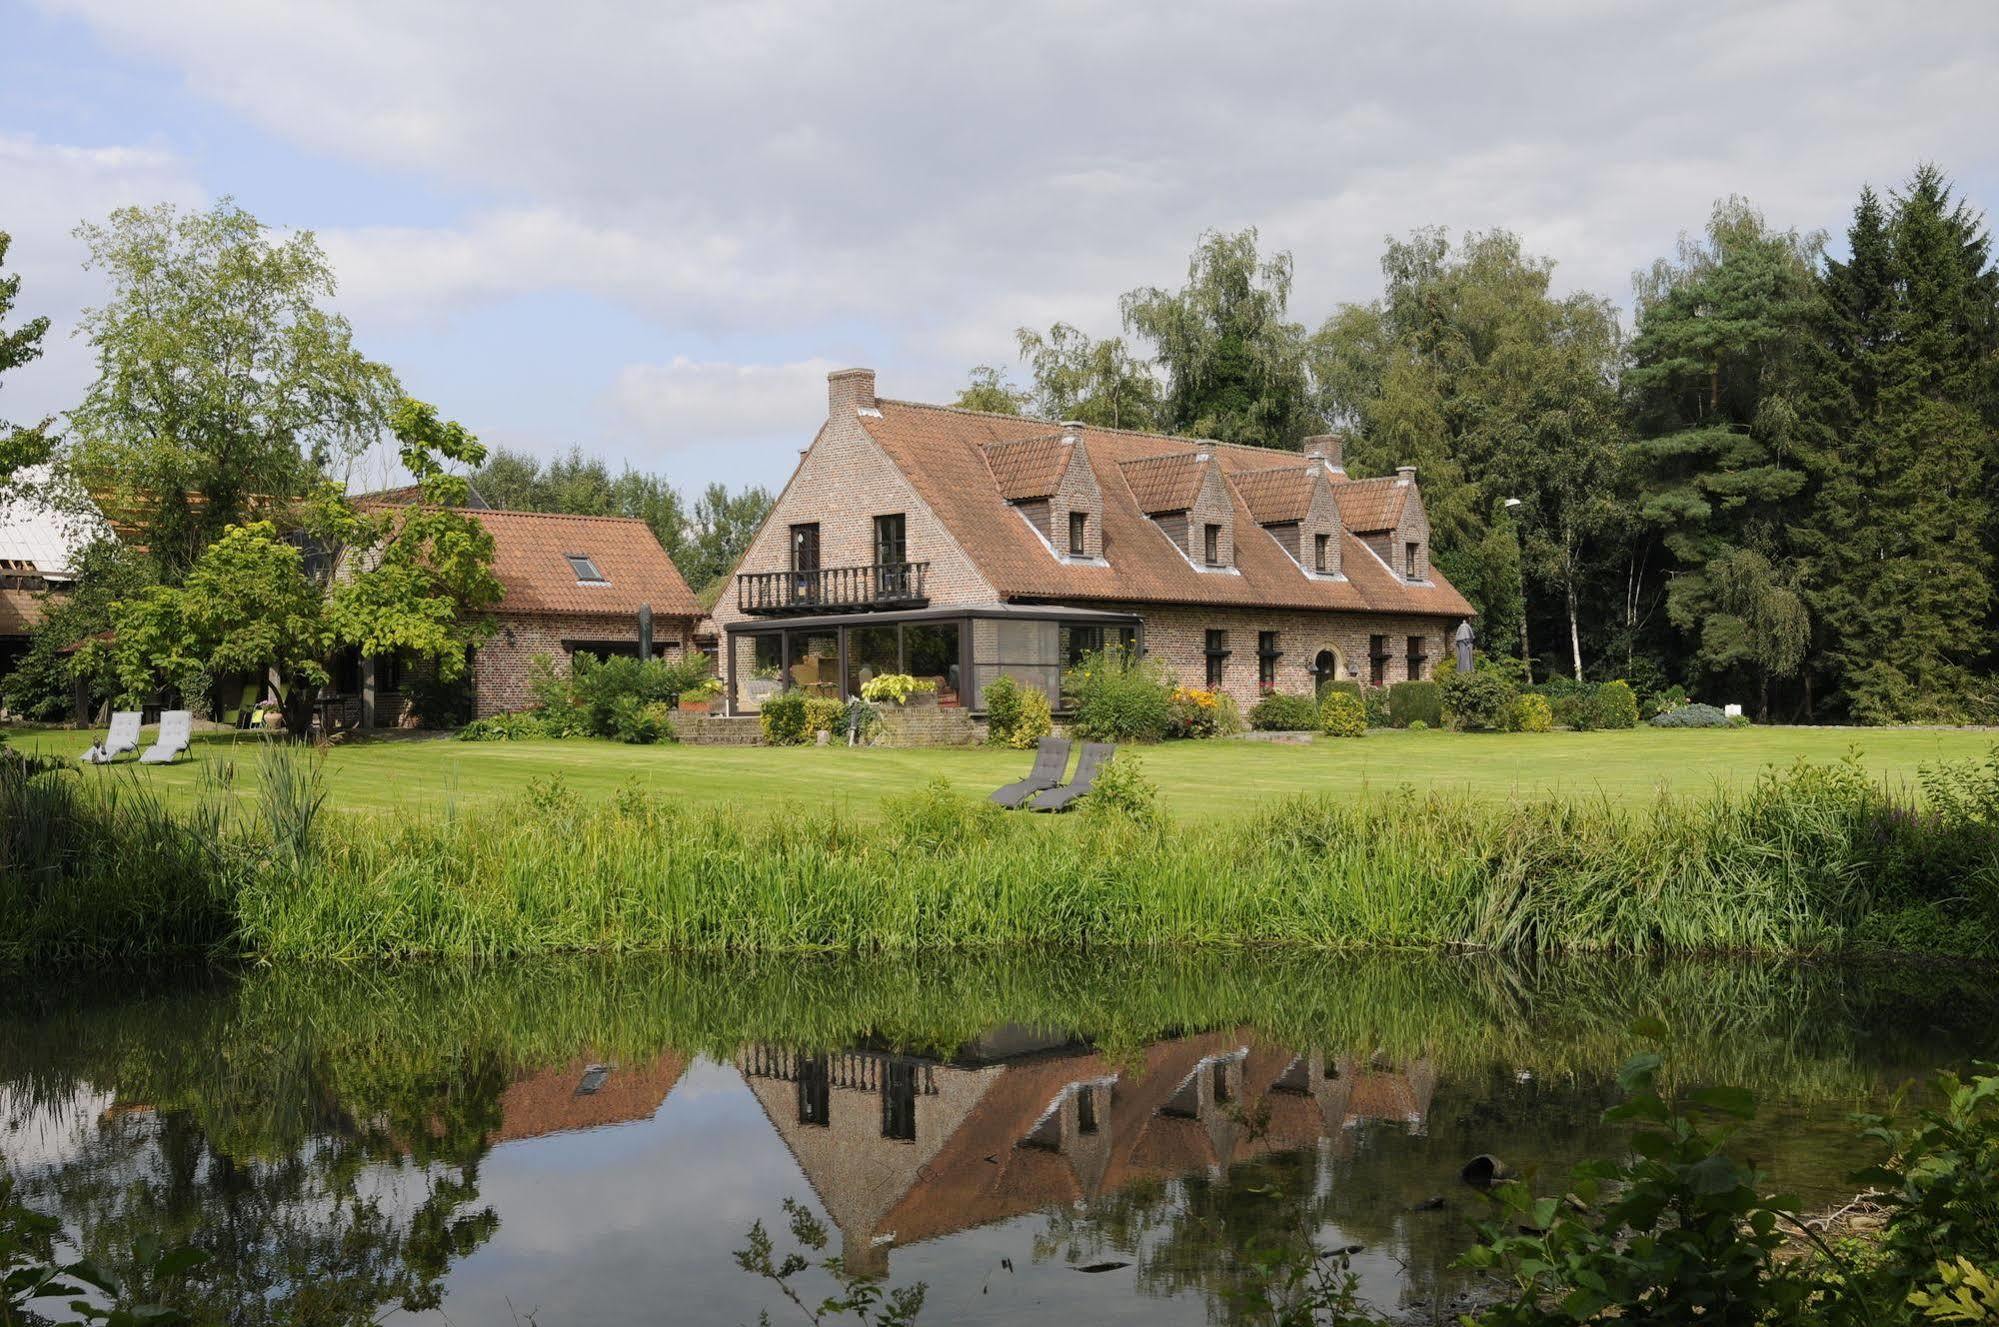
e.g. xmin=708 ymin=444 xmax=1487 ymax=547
xmin=1121 ymin=228 xmax=1315 ymax=448
xmin=63 ymin=200 xmax=399 ymax=576
xmin=470 ymin=446 xmax=769 ymax=596
xmin=1012 ymin=322 xmax=1162 ymax=429
xmin=0 ymin=229 xmax=52 ymax=491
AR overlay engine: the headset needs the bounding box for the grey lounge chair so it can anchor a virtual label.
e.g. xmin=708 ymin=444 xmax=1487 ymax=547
xmin=139 ymin=709 xmax=194 ymax=764
xmin=84 ymin=710 xmax=142 ymax=764
xmin=1030 ymin=742 xmax=1116 ymax=814
xmin=989 ymin=737 xmax=1072 ymax=808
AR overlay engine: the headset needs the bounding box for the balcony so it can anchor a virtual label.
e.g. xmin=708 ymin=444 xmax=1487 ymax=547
xmin=736 ymin=561 xmax=929 ymax=616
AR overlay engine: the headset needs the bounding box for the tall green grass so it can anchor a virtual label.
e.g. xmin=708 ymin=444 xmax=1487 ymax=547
xmin=5 ymin=746 xmax=1998 ymax=962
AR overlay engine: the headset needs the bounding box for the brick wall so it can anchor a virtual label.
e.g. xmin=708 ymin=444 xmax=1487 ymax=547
xmin=472 ymin=611 xmax=697 ymax=718
xmin=713 ymin=375 xmax=998 ymax=711
xmin=1123 ymin=603 xmax=1455 ymax=714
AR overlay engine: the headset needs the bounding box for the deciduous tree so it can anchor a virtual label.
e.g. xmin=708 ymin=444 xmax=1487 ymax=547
xmin=0 ymin=229 xmax=52 ymax=491
xmin=1121 ymin=228 xmax=1314 ymax=448
xmin=64 ymin=200 xmax=399 ymax=575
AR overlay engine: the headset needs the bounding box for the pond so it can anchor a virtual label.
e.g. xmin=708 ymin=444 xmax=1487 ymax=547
xmin=2 ymin=952 xmax=1993 ymax=1325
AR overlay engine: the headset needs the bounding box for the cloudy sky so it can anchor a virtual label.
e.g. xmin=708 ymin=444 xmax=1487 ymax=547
xmin=5 ymin=1 xmax=1997 ymax=493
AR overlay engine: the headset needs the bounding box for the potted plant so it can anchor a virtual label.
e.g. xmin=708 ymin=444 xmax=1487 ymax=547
xmin=677 ymin=677 xmax=724 ymax=715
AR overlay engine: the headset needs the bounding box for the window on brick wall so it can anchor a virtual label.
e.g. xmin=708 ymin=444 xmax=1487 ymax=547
xmin=1369 ymin=634 xmax=1390 ymax=686
xmin=1205 ymin=629 xmax=1229 ymax=688
xmin=1257 ymin=631 xmax=1280 ymax=692
xmin=1069 ymin=510 xmax=1088 ymax=556
xmin=1406 ymin=634 xmax=1427 ymax=680
xmin=1404 ymin=541 xmax=1420 ymax=580
xmin=1204 ymin=523 xmax=1222 ymax=565
xmin=1314 ymin=532 xmax=1330 ymax=573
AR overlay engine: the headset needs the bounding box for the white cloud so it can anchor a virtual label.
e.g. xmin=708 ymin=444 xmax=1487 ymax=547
xmin=0 ymin=133 xmax=205 ymax=423
xmin=16 ymin=0 xmax=1999 ymax=487
xmin=607 ymin=355 xmax=837 ymax=449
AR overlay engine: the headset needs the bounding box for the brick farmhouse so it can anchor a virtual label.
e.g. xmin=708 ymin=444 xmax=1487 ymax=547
xmin=713 ymin=368 xmax=1473 ymax=720
xmin=338 ymin=501 xmax=702 ymax=726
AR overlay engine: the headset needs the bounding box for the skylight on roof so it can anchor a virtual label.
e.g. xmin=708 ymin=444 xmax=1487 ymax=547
xmin=565 ymin=553 xmax=607 ymax=584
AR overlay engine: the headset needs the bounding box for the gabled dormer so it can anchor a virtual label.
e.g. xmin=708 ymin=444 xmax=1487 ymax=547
xmin=983 ymin=423 xmax=1105 ymax=563
xmin=1229 ymin=462 xmax=1344 ymax=579
xmin=1332 ymin=465 xmax=1432 ymax=584
xmin=1119 ymin=450 xmax=1236 ymax=571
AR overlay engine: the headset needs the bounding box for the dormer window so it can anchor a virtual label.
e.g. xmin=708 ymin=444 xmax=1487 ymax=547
xmin=1404 ymin=542 xmax=1420 ymax=580
xmin=565 ymin=553 xmax=607 ymax=584
xmin=1204 ymin=523 xmax=1222 ymax=566
xmin=1069 ymin=510 xmax=1088 ymax=556
xmin=1314 ymin=532 xmax=1330 ymax=573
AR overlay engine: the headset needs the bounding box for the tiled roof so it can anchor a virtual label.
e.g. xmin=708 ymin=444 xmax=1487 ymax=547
xmin=1118 ymin=453 xmax=1209 ymax=513
xmin=471 ymin=509 xmax=702 ymax=618
xmin=981 ymin=434 xmax=1071 ymax=500
xmin=492 ymin=1053 xmax=688 ymax=1143
xmin=1231 ymin=466 xmax=1318 ymax=524
xmin=859 ymin=400 xmax=1473 ymax=617
xmin=1331 ymin=476 xmax=1409 ymax=533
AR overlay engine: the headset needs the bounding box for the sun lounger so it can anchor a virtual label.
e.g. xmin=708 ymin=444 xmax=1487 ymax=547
xmin=988 ymin=736 xmax=1072 ymax=808
xmin=138 ymin=709 xmax=194 ymax=764
xmin=1029 ymin=742 xmax=1115 ymax=814
xmin=84 ymin=710 xmax=142 ymax=764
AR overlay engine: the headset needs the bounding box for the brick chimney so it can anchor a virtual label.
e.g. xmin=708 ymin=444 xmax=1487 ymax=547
xmin=1396 ymin=465 xmax=1416 ymax=486
xmin=1303 ymin=434 xmax=1344 ymax=474
xmin=828 ymin=367 xmax=876 ymax=416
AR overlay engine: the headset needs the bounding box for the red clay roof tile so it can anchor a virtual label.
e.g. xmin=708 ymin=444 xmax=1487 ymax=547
xmin=860 ymin=400 xmax=1472 ymax=617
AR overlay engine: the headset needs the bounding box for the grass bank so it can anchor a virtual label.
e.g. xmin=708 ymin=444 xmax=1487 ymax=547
xmin=11 ymin=722 xmax=1999 ymax=817
xmin=5 ymin=744 xmax=1998 ymax=962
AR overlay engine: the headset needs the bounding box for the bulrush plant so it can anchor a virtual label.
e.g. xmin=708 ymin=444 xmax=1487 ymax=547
xmin=7 ymin=748 xmax=1999 ymax=962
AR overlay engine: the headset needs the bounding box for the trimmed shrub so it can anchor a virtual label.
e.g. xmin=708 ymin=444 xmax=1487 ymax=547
xmin=1406 ymin=719 xmax=1429 ymax=732
xmin=456 ymin=711 xmax=551 ymax=741
xmin=1388 ymin=680 xmax=1443 ymax=729
xmin=1728 ymin=713 xmax=1753 ymax=728
xmin=1249 ymin=692 xmax=1320 ymax=731
xmin=758 ymin=691 xmax=810 ymax=746
xmin=1650 ymin=702 xmax=1729 ymax=729
xmin=1319 ymin=690 xmax=1366 ymax=738
xmin=1065 ymin=648 xmax=1174 ymax=743
xmin=1320 ymin=678 xmax=1363 ymax=703
xmin=1594 ymin=680 xmax=1640 ymax=730
xmin=1641 ymin=683 xmax=1691 ymax=721
xmin=1511 ymin=693 xmax=1554 ymax=733
xmin=1362 ymin=687 xmax=1391 ymax=728
xmin=984 ymin=675 xmax=1052 ymax=749
xmin=803 ymin=697 xmax=845 ymax=735
xmin=610 ymin=697 xmax=676 ymax=745
xmin=1443 ymin=669 xmax=1519 ymax=732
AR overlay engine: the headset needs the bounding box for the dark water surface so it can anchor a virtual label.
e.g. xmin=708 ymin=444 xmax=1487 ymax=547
xmin=2 ymin=953 xmax=1993 ymax=1325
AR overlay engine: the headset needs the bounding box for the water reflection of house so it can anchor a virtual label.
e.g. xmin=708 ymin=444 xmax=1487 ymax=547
xmin=490 ymin=1054 xmax=690 ymax=1144
xmin=738 ymin=1029 xmax=1434 ymax=1274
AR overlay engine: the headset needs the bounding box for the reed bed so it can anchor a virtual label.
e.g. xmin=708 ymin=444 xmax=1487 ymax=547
xmin=5 ymin=746 xmax=1997 ymax=963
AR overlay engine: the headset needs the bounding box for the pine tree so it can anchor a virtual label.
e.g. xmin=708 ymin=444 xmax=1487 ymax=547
xmin=1811 ymin=167 xmax=1998 ymax=722
xmin=1625 ymin=198 xmax=1832 ymax=713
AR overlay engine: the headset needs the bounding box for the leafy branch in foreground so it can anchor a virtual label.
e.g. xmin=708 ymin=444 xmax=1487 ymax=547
xmin=734 ymin=1198 xmax=924 ymax=1327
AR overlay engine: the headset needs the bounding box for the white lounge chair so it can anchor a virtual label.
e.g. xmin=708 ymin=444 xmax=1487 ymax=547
xmin=84 ymin=710 xmax=142 ymax=764
xmin=139 ymin=709 xmax=194 ymax=764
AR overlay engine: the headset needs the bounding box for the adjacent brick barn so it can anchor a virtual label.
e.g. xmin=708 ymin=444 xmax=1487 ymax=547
xmin=465 ymin=509 xmax=703 ymax=719
xmin=713 ymin=368 xmax=1474 ymax=719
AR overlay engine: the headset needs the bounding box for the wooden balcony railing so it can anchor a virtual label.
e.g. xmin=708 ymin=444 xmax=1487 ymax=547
xmin=739 ymin=1046 xmax=940 ymax=1096
xmin=736 ymin=561 xmax=929 ymax=616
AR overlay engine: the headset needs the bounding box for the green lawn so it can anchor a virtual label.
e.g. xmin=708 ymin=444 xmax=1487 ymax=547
xmin=12 ymin=723 xmax=1995 ymax=820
